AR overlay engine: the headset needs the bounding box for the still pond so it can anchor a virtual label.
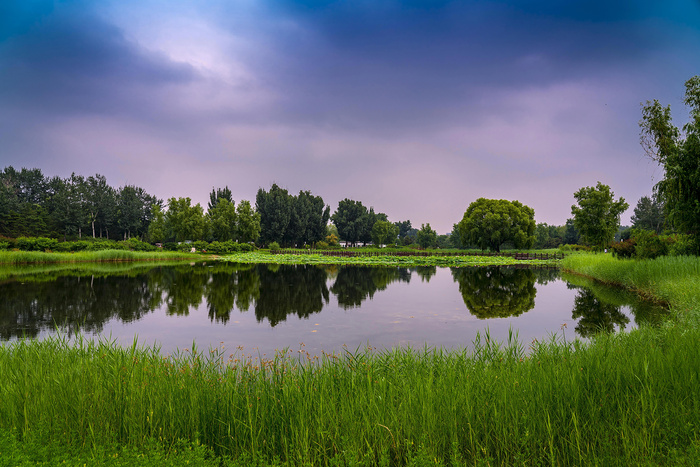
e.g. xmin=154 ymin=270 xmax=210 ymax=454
xmin=0 ymin=262 xmax=666 ymax=357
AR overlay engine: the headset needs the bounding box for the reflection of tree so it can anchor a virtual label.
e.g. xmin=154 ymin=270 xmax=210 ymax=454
xmin=572 ymin=288 xmax=630 ymax=338
xmin=0 ymin=273 xmax=161 ymax=339
xmin=411 ymin=266 xmax=437 ymax=283
xmin=451 ymin=267 xmax=537 ymax=319
xmin=205 ymin=265 xmax=260 ymax=323
xmin=532 ymin=268 xmax=560 ymax=285
xmin=330 ymin=267 xmax=411 ymax=309
xmin=254 ymin=265 xmax=329 ymax=326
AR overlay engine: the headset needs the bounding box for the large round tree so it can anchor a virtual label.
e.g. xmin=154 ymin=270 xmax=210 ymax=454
xmin=458 ymin=198 xmax=536 ymax=252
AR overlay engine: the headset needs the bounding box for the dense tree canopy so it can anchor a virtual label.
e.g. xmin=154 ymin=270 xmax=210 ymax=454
xmin=640 ymin=76 xmax=700 ymax=243
xmin=371 ymin=220 xmax=398 ymax=247
xmin=457 ymin=198 xmax=536 ymax=252
xmin=631 ymin=195 xmax=665 ymax=234
xmin=416 ymin=223 xmax=438 ymax=248
xmin=571 ymin=182 xmax=628 ymax=250
xmin=256 ymin=184 xmax=329 ymax=247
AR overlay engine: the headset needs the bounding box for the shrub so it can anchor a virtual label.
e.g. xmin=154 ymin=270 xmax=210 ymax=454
xmin=610 ymin=239 xmax=636 ymax=258
xmin=268 ymin=241 xmax=281 ymax=251
xmin=0 ymin=242 xmax=9 ymax=250
xmin=559 ymin=244 xmax=591 ymax=252
xmin=163 ymin=242 xmax=178 ymax=251
xmin=315 ymin=241 xmax=329 ymax=250
xmin=92 ymin=240 xmax=126 ymax=251
xmin=122 ymin=238 xmax=157 ymax=252
xmin=15 ymin=237 xmax=58 ymax=252
xmin=191 ymin=240 xmax=209 ymax=252
xmin=239 ymin=243 xmax=254 ymax=252
xmin=633 ymin=230 xmax=669 ymax=259
xmin=666 ymin=234 xmax=698 ymax=256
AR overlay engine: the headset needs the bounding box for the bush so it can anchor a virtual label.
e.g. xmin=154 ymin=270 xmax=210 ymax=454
xmin=15 ymin=237 xmax=58 ymax=252
xmin=268 ymin=241 xmax=281 ymax=251
xmin=122 ymin=238 xmax=157 ymax=252
xmin=207 ymin=241 xmax=242 ymax=254
xmin=84 ymin=240 xmax=123 ymax=251
xmin=189 ymin=240 xmax=207 ymax=252
xmin=239 ymin=243 xmax=254 ymax=252
xmin=559 ymin=244 xmax=591 ymax=252
xmin=633 ymin=230 xmax=669 ymax=260
xmin=610 ymin=239 xmax=636 ymax=258
xmin=163 ymin=242 xmax=178 ymax=251
xmin=0 ymin=242 xmax=9 ymax=251
xmin=666 ymin=234 xmax=698 ymax=256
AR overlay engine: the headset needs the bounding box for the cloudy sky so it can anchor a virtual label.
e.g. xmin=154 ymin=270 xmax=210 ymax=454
xmin=2 ymin=0 xmax=699 ymax=233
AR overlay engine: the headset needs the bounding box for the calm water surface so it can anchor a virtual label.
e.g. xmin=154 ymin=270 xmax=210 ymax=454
xmin=0 ymin=262 xmax=666 ymax=357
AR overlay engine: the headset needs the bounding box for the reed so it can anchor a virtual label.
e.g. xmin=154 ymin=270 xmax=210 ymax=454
xmin=0 ymin=249 xmax=201 ymax=265
xmin=1 ymin=327 xmax=698 ymax=466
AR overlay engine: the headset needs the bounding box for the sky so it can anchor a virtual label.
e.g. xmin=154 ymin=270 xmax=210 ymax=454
xmin=2 ymin=0 xmax=700 ymax=234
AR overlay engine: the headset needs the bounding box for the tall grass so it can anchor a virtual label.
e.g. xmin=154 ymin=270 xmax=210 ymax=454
xmin=1 ymin=329 xmax=698 ymax=466
xmin=563 ymin=253 xmax=700 ymax=314
xmin=0 ymin=249 xmax=201 ymax=265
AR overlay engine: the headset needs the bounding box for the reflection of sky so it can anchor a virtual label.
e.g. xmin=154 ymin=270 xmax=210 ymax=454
xmin=72 ymin=267 xmax=633 ymax=357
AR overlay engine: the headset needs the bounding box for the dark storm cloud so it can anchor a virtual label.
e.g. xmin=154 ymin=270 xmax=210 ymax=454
xmin=0 ymin=1 xmax=197 ymax=121
xmin=226 ymin=0 xmax=676 ymax=134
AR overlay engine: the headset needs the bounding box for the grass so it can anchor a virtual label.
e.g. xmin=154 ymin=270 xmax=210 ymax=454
xmin=0 ymin=249 xmax=202 ymax=265
xmin=222 ymin=251 xmax=561 ymax=267
xmin=562 ymin=253 xmax=700 ymax=313
xmin=1 ymin=325 xmax=699 ymax=465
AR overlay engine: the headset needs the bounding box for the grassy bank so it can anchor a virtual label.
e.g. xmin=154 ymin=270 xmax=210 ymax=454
xmin=562 ymin=253 xmax=700 ymax=314
xmin=0 ymin=249 xmax=202 ymax=265
xmin=222 ymin=251 xmax=560 ymax=267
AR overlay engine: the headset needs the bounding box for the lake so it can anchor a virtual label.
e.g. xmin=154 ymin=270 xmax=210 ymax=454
xmin=0 ymin=262 xmax=666 ymax=357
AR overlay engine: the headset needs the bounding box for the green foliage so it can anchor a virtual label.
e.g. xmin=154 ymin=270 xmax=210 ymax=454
xmin=207 ymin=186 xmax=233 ymax=212
xmin=371 ymin=220 xmax=398 ymax=247
xmin=207 ymin=198 xmax=237 ymax=242
xmin=610 ymin=239 xmax=636 ymax=259
xmin=235 ymin=200 xmax=261 ymax=244
xmin=631 ymin=195 xmax=665 ymax=233
xmin=15 ymin=236 xmax=59 ymax=252
xmin=632 ymin=229 xmax=669 ymax=260
xmin=667 ymin=233 xmax=696 ymax=256
xmin=268 ymin=241 xmax=281 ymax=251
xmin=256 ymin=185 xmax=326 ymax=247
xmin=571 ymin=182 xmax=629 ymax=250
xmin=416 ymin=223 xmax=438 ymax=248
xmin=331 ymin=198 xmax=368 ymax=247
xmin=165 ymin=197 xmax=206 ymax=242
xmin=640 ymin=76 xmax=700 ymax=244
xmin=458 ymin=198 xmax=536 ymax=252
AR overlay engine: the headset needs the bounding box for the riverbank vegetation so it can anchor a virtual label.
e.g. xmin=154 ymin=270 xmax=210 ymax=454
xmin=0 ymin=249 xmax=200 ymax=265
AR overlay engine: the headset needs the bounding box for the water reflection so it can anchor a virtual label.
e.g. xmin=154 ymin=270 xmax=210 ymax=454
xmin=330 ymin=266 xmax=411 ymax=309
xmin=563 ymin=273 xmax=668 ymax=337
xmin=570 ymin=287 xmax=630 ymax=337
xmin=450 ymin=267 xmax=538 ymax=319
xmin=0 ymin=263 xmax=667 ymax=343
